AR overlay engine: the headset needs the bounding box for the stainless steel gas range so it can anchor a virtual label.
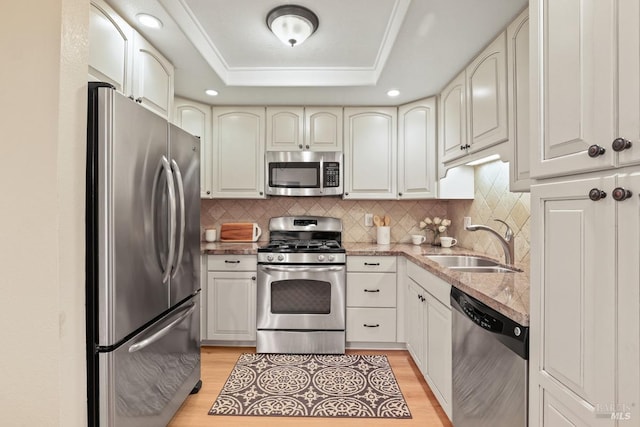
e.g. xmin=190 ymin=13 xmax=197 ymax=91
xmin=256 ymin=216 xmax=346 ymax=354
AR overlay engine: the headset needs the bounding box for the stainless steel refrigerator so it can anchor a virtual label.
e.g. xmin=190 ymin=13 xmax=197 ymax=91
xmin=86 ymin=82 xmax=201 ymax=426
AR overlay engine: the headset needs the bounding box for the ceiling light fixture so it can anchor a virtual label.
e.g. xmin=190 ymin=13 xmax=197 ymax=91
xmin=267 ymin=5 xmax=319 ymax=47
xmin=136 ymin=13 xmax=163 ymax=29
xmin=387 ymin=89 xmax=400 ymax=97
xmin=205 ymin=89 xmax=219 ymax=96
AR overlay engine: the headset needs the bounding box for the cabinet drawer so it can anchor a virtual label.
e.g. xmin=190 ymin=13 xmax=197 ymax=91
xmin=207 ymin=255 xmax=257 ymax=271
xmin=346 ymin=308 xmax=396 ymax=342
xmin=407 ymin=261 xmax=451 ymax=306
xmin=347 ymin=256 xmax=396 ymax=272
xmin=347 ymin=273 xmax=396 ymax=307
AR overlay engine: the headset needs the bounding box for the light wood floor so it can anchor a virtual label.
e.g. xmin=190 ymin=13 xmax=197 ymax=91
xmin=169 ymin=346 xmax=452 ymax=427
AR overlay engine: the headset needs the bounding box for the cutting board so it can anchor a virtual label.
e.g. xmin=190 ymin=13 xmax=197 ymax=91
xmin=219 ymin=223 xmax=262 ymax=242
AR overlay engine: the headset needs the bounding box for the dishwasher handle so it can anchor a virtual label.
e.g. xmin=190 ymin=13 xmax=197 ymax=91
xmin=451 ymin=287 xmax=529 ymax=359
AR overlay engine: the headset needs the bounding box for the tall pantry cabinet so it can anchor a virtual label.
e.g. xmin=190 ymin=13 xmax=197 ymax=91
xmin=529 ymin=1 xmax=640 ymax=425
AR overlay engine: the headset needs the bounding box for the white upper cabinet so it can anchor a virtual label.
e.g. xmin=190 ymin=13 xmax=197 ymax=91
xmin=466 ymin=31 xmax=509 ymax=153
xmin=174 ymin=97 xmax=212 ymax=198
xmin=266 ymin=107 xmax=342 ymax=151
xmin=507 ymin=9 xmax=531 ymax=192
xmin=88 ymin=0 xmax=134 ymax=94
xmin=439 ymin=71 xmax=468 ymax=164
xmin=132 ymin=33 xmax=174 ymax=120
xmin=398 ymin=97 xmax=437 ymax=199
xmin=89 ymin=0 xmax=174 ymax=120
xmin=617 ymin=1 xmax=640 ymax=168
xmin=530 ymin=0 xmax=616 ymax=178
xmin=211 ymin=107 xmax=266 ymax=199
xmin=343 ymin=107 xmax=397 ymax=199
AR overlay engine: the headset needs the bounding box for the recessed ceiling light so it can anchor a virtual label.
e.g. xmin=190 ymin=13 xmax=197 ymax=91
xmin=136 ymin=13 xmax=163 ymax=29
xmin=205 ymin=89 xmax=219 ymax=96
xmin=387 ymin=89 xmax=400 ymax=97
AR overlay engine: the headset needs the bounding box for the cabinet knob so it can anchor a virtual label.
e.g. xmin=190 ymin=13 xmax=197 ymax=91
xmin=588 ymin=188 xmax=607 ymax=201
xmin=298 ymin=144 xmax=303 ymax=149
xmin=398 ymin=192 xmax=403 ymax=197
xmin=251 ymin=276 xmax=256 ymax=281
xmin=345 ymin=192 xmax=349 ymax=196
xmin=135 ymin=97 xmax=142 ymax=104
xmin=612 ymin=137 xmax=632 ymax=152
xmin=587 ymin=144 xmax=606 ymax=158
xmin=259 ymin=191 xmax=264 ymax=196
xmin=612 ymin=187 xmax=632 ymax=201
xmin=206 ymin=190 xmax=211 ymax=195
xmin=305 ymin=145 xmax=310 ymax=149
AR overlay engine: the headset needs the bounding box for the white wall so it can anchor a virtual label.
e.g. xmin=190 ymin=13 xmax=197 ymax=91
xmin=0 ymin=0 xmax=88 ymax=425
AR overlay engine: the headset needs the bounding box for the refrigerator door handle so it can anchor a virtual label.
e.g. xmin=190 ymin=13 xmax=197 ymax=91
xmin=127 ymin=302 xmax=196 ymax=353
xmin=170 ymin=159 xmax=186 ymax=278
xmin=161 ymin=156 xmax=177 ymax=284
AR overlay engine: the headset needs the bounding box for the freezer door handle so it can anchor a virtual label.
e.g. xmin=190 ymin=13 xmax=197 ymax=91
xmin=161 ymin=156 xmax=177 ymax=284
xmin=128 ymin=302 xmax=197 ymax=353
xmin=170 ymin=159 xmax=186 ymax=278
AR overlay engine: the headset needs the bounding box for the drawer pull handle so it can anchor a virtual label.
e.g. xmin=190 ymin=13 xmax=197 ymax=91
xmin=364 ymin=262 xmax=380 ymax=266
xmin=364 ymin=289 xmax=380 ymax=293
xmin=224 ymin=260 xmax=241 ymax=264
xmin=363 ymin=324 xmax=380 ymax=328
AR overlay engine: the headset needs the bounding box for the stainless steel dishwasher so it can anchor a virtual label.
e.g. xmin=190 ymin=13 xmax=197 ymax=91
xmin=450 ymin=287 xmax=529 ymax=427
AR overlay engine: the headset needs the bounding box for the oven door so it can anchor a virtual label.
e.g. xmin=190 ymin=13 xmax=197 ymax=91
xmin=257 ymin=264 xmax=346 ymax=331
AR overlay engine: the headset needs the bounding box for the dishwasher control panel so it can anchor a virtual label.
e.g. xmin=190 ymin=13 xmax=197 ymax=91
xmin=460 ymin=297 xmax=504 ymax=332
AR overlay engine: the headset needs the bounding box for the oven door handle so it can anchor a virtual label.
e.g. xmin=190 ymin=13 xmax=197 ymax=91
xmin=260 ymin=265 xmax=344 ymax=273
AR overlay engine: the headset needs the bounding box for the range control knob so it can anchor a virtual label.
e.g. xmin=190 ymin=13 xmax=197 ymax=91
xmin=277 ymin=254 xmax=285 ymax=261
xmin=317 ymin=255 xmax=325 ymax=262
xmin=588 ymin=145 xmax=606 ymax=158
xmin=328 ymin=255 xmax=336 ymax=262
xmin=612 ymin=187 xmax=632 ymax=201
xmin=588 ymin=188 xmax=607 ymax=201
xmin=612 ymin=137 xmax=632 ymax=152
xmin=514 ymin=327 xmax=521 ymax=337
xmin=266 ymin=255 xmax=274 ymax=262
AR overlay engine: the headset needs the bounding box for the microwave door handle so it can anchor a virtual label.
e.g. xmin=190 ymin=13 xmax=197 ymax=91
xmin=319 ymin=158 xmax=323 ymax=194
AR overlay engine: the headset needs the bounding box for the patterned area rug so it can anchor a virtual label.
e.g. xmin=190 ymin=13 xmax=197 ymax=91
xmin=208 ymin=353 xmax=412 ymax=419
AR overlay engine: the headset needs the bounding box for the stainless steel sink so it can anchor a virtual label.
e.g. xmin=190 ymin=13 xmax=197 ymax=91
xmin=425 ymin=255 xmax=520 ymax=273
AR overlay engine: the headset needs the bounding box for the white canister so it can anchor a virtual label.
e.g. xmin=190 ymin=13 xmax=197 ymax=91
xmin=376 ymin=226 xmax=391 ymax=245
xmin=205 ymin=229 xmax=217 ymax=242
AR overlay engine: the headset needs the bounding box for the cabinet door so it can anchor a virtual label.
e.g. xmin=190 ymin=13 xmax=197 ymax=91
xmin=88 ymin=0 xmax=134 ymax=95
xmin=424 ymin=294 xmax=452 ymax=418
xmin=266 ymin=107 xmax=303 ymax=151
xmin=439 ymin=71 xmax=467 ymax=164
xmin=405 ymin=279 xmax=425 ymax=371
xmin=617 ymin=1 xmax=640 ymax=167
xmin=212 ymin=107 xmax=266 ymax=198
xmin=174 ymin=97 xmax=212 ymax=198
xmin=466 ymin=31 xmax=508 ymax=152
xmin=206 ymin=271 xmax=256 ymax=341
xmin=530 ymin=0 xmax=616 ymax=178
xmin=132 ymin=33 xmax=174 ymax=120
xmin=507 ymin=9 xmax=531 ymax=192
xmin=398 ymin=97 xmax=437 ymax=199
xmin=617 ymin=172 xmax=640 ymax=422
xmin=530 ymin=175 xmax=616 ymax=426
xmin=343 ymin=107 xmax=397 ymax=199
xmin=305 ymin=107 xmax=343 ymax=151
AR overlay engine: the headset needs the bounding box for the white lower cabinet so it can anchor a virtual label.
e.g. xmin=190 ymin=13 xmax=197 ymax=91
xmin=405 ymin=260 xmax=452 ymax=419
xmin=204 ymin=255 xmax=257 ymax=342
xmin=346 ymin=256 xmax=397 ymax=343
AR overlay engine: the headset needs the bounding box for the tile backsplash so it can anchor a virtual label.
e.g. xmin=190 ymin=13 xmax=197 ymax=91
xmin=201 ymin=160 xmax=530 ymax=264
xmin=448 ymin=160 xmax=530 ymax=265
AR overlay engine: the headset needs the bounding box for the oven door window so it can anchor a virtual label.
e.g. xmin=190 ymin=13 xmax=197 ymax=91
xmin=271 ymin=280 xmax=331 ymax=314
xmin=269 ymin=162 xmax=320 ymax=189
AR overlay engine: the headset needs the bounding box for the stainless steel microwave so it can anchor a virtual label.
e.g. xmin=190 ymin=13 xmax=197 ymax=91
xmin=265 ymin=151 xmax=343 ymax=196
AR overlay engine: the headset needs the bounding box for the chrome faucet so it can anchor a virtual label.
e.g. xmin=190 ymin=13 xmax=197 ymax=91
xmin=465 ymin=219 xmax=515 ymax=265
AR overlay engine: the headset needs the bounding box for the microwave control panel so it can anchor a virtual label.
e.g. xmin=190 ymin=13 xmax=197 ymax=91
xmin=323 ymin=162 xmax=340 ymax=187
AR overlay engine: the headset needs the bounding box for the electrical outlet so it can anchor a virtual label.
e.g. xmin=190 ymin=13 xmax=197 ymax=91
xmin=464 ymin=216 xmax=472 ymax=229
xmin=364 ymin=213 xmax=373 ymax=227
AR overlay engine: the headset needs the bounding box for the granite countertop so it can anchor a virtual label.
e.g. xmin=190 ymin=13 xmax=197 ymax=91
xmin=201 ymin=242 xmax=530 ymax=326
